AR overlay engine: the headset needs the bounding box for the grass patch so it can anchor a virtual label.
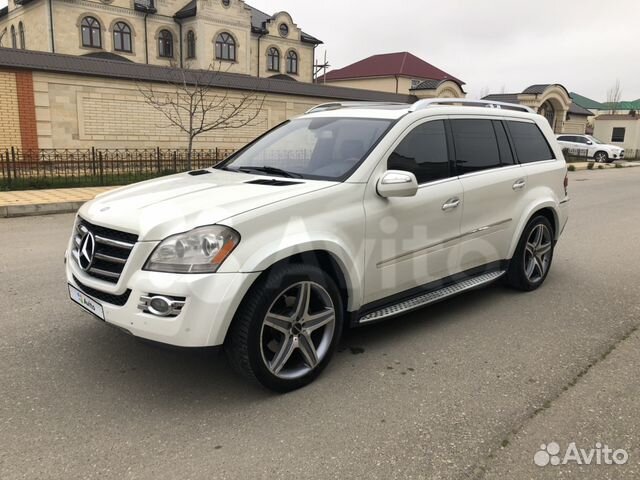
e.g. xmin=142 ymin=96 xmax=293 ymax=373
xmin=587 ymin=162 xmax=595 ymax=170
xmin=0 ymin=171 xmax=175 ymax=191
xmin=567 ymin=164 xmax=576 ymax=171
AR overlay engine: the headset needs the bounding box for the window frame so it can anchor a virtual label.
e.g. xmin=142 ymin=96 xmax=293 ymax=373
xmin=186 ymin=30 xmax=196 ymax=59
xmin=112 ymin=21 xmax=132 ymax=53
xmin=10 ymin=25 xmax=16 ymax=49
xmin=158 ymin=29 xmax=173 ymax=58
xmin=215 ymin=32 xmax=236 ymax=61
xmin=386 ymin=118 xmax=454 ymax=186
xmin=267 ymin=46 xmax=280 ymax=72
xmin=504 ymin=119 xmax=556 ymax=165
xmin=81 ymin=16 xmax=102 ymax=49
xmin=448 ymin=118 xmax=503 ymax=176
xmin=611 ymin=127 xmax=626 ymax=143
xmin=18 ymin=22 xmax=25 ymax=49
xmin=285 ymin=49 xmax=298 ymax=75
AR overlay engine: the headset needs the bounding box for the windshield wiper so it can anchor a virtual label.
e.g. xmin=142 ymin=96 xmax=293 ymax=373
xmin=236 ymin=166 xmax=303 ymax=179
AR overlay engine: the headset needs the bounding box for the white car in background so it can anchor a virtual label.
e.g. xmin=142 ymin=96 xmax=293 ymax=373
xmin=556 ymin=134 xmax=624 ymax=163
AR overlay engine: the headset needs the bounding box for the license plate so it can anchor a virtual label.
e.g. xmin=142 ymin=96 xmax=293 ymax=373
xmin=68 ymin=284 xmax=105 ymax=321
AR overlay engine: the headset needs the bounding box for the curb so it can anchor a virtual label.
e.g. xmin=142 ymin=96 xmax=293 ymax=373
xmin=0 ymin=200 xmax=86 ymax=218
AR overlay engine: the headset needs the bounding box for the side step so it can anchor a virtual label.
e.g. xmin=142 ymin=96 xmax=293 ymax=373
xmin=358 ymin=270 xmax=505 ymax=324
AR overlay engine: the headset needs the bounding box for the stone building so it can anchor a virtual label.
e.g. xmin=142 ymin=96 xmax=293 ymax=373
xmin=483 ymin=84 xmax=592 ymax=134
xmin=0 ymin=0 xmax=321 ymax=82
xmin=318 ymin=51 xmax=466 ymax=99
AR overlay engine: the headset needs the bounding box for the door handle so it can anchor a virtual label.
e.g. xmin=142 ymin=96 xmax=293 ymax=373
xmin=442 ymin=197 xmax=460 ymax=211
xmin=512 ymin=179 xmax=526 ymax=190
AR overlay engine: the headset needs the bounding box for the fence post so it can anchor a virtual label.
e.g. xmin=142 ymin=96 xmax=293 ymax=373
xmin=99 ymin=151 xmax=104 ymax=186
xmin=11 ymin=146 xmax=18 ymax=181
xmin=91 ymin=147 xmax=96 ymax=176
xmin=173 ymin=151 xmax=177 ymax=172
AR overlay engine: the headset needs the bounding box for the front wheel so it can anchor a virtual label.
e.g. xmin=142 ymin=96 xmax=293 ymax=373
xmin=225 ymin=263 xmax=343 ymax=392
xmin=505 ymin=216 xmax=555 ymax=291
xmin=594 ymin=151 xmax=609 ymax=163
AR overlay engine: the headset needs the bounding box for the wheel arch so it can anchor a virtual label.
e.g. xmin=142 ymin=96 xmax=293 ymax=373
xmin=508 ymin=203 xmax=559 ymax=259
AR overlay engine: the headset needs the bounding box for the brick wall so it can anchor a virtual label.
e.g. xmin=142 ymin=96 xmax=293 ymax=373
xmin=15 ymin=71 xmax=39 ymax=151
xmin=0 ymin=71 xmax=21 ymax=151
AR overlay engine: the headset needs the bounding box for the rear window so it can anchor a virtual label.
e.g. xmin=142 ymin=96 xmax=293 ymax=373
xmin=506 ymin=121 xmax=555 ymax=163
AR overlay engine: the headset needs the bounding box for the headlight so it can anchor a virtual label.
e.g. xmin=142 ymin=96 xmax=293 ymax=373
xmin=144 ymin=226 xmax=240 ymax=273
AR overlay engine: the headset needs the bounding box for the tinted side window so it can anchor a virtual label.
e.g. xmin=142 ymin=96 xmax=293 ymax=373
xmin=451 ymin=119 xmax=500 ymax=174
xmin=388 ymin=120 xmax=449 ymax=184
xmin=493 ymin=121 xmax=514 ymax=166
xmin=574 ymin=136 xmax=588 ymax=144
xmin=557 ymin=136 xmax=571 ymax=142
xmin=506 ymin=121 xmax=555 ymax=163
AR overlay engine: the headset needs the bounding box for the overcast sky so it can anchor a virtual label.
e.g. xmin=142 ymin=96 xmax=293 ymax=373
xmin=248 ymin=0 xmax=639 ymax=101
xmin=2 ymin=0 xmax=637 ymax=100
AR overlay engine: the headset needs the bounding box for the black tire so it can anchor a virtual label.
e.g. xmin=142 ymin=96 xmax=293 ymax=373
xmin=594 ymin=151 xmax=608 ymax=163
xmin=504 ymin=215 xmax=555 ymax=291
xmin=225 ymin=263 xmax=343 ymax=392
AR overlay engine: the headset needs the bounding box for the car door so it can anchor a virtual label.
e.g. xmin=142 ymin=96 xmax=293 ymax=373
xmin=363 ymin=118 xmax=463 ymax=305
xmin=452 ymin=117 xmax=528 ymax=271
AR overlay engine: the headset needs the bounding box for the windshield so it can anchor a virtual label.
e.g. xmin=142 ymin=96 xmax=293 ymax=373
xmin=218 ymin=117 xmax=394 ymax=181
xmin=586 ymin=135 xmax=604 ymax=144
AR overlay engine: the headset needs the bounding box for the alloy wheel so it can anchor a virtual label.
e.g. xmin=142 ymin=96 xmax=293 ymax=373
xmin=524 ymin=224 xmax=552 ymax=283
xmin=260 ymin=281 xmax=336 ymax=380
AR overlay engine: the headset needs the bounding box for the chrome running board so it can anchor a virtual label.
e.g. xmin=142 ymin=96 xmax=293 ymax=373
xmin=358 ymin=270 xmax=505 ymax=324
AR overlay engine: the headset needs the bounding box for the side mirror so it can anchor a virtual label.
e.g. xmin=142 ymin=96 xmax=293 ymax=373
xmin=586 ymin=141 xmax=593 ymax=145
xmin=377 ymin=170 xmax=419 ymax=198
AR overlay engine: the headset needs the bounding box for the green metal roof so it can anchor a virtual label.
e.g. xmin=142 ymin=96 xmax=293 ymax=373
xmin=570 ymin=92 xmax=605 ymax=110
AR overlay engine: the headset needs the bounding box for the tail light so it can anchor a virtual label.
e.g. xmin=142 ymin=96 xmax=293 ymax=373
xmin=564 ymin=171 xmax=569 ymax=196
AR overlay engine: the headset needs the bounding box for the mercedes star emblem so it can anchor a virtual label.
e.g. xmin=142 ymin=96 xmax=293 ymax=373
xmin=78 ymin=231 xmax=96 ymax=271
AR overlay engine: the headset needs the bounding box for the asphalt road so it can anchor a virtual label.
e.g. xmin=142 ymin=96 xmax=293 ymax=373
xmin=1 ymin=168 xmax=640 ymax=480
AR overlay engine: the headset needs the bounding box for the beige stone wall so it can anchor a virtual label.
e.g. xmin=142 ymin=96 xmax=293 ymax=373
xmin=562 ymin=118 xmax=589 ymax=135
xmin=321 ymin=76 xmax=413 ymax=94
xmin=0 ymin=71 xmax=21 ymax=150
xmin=0 ymin=1 xmax=49 ymax=51
xmin=32 ymin=71 xmax=329 ymax=150
xmin=0 ymin=0 xmax=315 ymax=82
xmin=593 ymin=118 xmax=640 ymax=150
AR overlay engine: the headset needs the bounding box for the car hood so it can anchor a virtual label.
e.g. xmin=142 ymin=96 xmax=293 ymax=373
xmin=78 ymin=169 xmax=336 ymax=241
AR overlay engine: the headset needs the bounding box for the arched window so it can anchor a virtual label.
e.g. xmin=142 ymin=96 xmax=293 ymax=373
xmin=81 ymin=17 xmax=101 ymax=48
xmin=215 ymin=32 xmax=235 ymax=61
xmin=158 ymin=29 xmax=173 ymax=58
xmin=18 ymin=22 xmax=25 ymax=49
xmin=10 ymin=25 xmax=16 ymax=49
xmin=113 ymin=22 xmax=132 ymax=52
xmin=286 ymin=50 xmax=298 ymax=74
xmin=267 ymin=47 xmax=280 ymax=72
xmin=186 ymin=30 xmax=196 ymax=59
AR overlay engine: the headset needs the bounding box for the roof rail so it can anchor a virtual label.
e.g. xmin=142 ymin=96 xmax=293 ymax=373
xmin=305 ymin=101 xmax=408 ymax=114
xmin=409 ymin=98 xmax=535 ymax=114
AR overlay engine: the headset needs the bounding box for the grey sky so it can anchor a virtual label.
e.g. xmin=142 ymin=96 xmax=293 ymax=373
xmin=2 ymin=0 xmax=637 ymax=100
xmin=249 ymin=0 xmax=639 ymax=101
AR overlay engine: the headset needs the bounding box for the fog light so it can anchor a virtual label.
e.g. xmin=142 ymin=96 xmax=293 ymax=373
xmin=149 ymin=296 xmax=172 ymax=316
xmin=138 ymin=294 xmax=186 ymax=317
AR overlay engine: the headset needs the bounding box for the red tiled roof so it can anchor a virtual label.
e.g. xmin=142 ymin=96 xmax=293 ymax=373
xmin=319 ymin=52 xmax=464 ymax=84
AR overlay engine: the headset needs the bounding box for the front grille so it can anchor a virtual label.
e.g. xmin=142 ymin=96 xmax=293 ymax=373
xmin=73 ymin=276 xmax=131 ymax=306
xmin=72 ymin=217 xmax=138 ymax=284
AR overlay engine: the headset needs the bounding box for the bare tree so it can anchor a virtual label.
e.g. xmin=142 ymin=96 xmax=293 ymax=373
xmin=606 ymin=79 xmax=623 ymax=114
xmin=138 ymin=62 xmax=266 ymax=169
xmin=0 ymin=28 xmax=6 ymax=48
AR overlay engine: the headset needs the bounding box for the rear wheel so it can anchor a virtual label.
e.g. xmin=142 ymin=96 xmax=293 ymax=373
xmin=225 ymin=263 xmax=343 ymax=392
xmin=594 ymin=151 xmax=608 ymax=163
xmin=505 ymin=216 xmax=555 ymax=291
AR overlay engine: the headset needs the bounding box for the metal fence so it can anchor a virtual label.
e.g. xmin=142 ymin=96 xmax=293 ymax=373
xmin=0 ymin=147 xmax=235 ymax=191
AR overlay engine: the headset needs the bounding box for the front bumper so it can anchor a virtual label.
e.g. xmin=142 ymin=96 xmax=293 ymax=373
xmin=65 ymin=250 xmax=260 ymax=347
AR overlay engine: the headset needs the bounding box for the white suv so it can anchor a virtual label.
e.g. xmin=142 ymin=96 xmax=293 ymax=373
xmin=556 ymin=134 xmax=624 ymax=163
xmin=65 ymin=99 xmax=569 ymax=391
